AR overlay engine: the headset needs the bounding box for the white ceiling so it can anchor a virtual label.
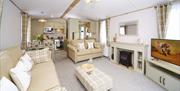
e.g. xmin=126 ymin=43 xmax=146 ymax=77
xmin=68 ymin=0 xmax=169 ymax=20
xmin=12 ymin=0 xmax=73 ymax=18
xmin=13 ymin=0 xmax=169 ymax=20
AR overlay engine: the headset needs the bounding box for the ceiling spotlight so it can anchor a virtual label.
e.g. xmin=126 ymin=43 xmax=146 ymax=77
xmin=85 ymin=0 xmax=101 ymax=4
xmin=38 ymin=19 xmax=47 ymax=22
xmin=85 ymin=0 xmax=93 ymax=4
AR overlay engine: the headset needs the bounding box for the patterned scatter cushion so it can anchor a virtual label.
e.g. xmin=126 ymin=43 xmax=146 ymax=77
xmin=77 ymin=43 xmax=86 ymax=51
xmin=87 ymin=42 xmax=94 ymax=49
xmin=27 ymin=48 xmax=51 ymax=64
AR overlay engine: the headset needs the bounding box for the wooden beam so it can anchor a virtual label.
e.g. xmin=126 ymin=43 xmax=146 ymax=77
xmin=61 ymin=0 xmax=80 ymax=18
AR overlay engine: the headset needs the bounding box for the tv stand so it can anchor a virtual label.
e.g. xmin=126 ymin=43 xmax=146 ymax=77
xmin=149 ymin=59 xmax=180 ymax=75
xmin=146 ymin=59 xmax=180 ymax=91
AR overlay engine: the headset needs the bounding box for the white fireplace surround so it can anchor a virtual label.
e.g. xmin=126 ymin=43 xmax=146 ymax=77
xmin=110 ymin=42 xmax=148 ymax=74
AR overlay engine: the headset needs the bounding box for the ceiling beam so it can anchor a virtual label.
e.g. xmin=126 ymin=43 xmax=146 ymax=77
xmin=60 ymin=0 xmax=80 ymax=18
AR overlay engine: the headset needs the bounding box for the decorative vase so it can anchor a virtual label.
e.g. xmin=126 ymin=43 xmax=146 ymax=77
xmin=113 ymin=37 xmax=116 ymax=42
xmin=113 ymin=33 xmax=117 ymax=42
xmin=137 ymin=38 xmax=143 ymax=45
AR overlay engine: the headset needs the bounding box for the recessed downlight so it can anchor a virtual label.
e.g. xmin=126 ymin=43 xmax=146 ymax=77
xmin=38 ymin=19 xmax=47 ymax=22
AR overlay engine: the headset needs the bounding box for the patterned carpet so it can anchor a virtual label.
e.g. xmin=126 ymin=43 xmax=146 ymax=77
xmin=53 ymin=50 xmax=166 ymax=91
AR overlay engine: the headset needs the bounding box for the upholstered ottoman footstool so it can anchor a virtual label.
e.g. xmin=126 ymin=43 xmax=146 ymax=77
xmin=75 ymin=66 xmax=113 ymax=91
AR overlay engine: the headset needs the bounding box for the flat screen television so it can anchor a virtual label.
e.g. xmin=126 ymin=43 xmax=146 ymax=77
xmin=151 ymin=39 xmax=180 ymax=66
xmin=44 ymin=27 xmax=55 ymax=33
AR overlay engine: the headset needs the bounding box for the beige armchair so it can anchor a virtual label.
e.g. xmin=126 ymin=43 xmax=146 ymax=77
xmin=67 ymin=39 xmax=103 ymax=63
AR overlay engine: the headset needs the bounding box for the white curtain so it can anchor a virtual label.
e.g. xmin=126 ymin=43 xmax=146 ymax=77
xmin=166 ymin=1 xmax=180 ymax=39
xmin=100 ymin=20 xmax=109 ymax=57
xmin=100 ymin=20 xmax=107 ymax=45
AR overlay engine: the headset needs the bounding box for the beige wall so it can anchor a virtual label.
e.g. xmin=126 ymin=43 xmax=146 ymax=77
xmin=67 ymin=18 xmax=79 ymax=40
xmin=31 ymin=19 xmax=45 ymax=40
xmin=31 ymin=18 xmax=66 ymax=40
xmin=67 ymin=18 xmax=98 ymax=40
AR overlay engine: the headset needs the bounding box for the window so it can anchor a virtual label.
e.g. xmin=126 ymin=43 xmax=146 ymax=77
xmin=119 ymin=26 xmax=125 ymax=35
xmin=80 ymin=26 xmax=85 ymax=39
xmin=166 ymin=1 xmax=180 ymax=39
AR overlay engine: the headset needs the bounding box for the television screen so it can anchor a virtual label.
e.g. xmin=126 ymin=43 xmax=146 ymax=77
xmin=151 ymin=39 xmax=180 ymax=66
xmin=44 ymin=27 xmax=55 ymax=33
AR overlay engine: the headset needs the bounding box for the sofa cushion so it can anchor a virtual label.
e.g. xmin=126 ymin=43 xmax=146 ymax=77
xmin=84 ymin=39 xmax=95 ymax=48
xmin=77 ymin=49 xmax=93 ymax=56
xmin=0 ymin=77 xmax=19 ymax=91
xmin=77 ymin=49 xmax=102 ymax=56
xmin=28 ymin=60 xmax=60 ymax=91
xmin=87 ymin=42 xmax=94 ymax=49
xmin=10 ymin=67 xmax=31 ymax=91
xmin=27 ymin=48 xmax=51 ymax=64
xmin=77 ymin=43 xmax=86 ymax=51
xmin=94 ymin=42 xmax=101 ymax=49
xmin=70 ymin=40 xmax=84 ymax=47
xmin=0 ymin=47 xmax=24 ymax=80
xmin=0 ymin=51 xmax=15 ymax=80
xmin=84 ymin=39 xmax=95 ymax=43
xmin=20 ymin=53 xmax=34 ymax=71
xmin=6 ymin=47 xmax=25 ymax=66
xmin=90 ymin=48 xmax=102 ymax=54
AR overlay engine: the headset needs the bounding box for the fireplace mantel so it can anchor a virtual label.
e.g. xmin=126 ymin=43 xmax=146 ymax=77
xmin=110 ymin=42 xmax=148 ymax=74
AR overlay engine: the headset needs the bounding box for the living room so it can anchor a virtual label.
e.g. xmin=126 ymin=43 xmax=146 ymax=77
xmin=0 ymin=0 xmax=180 ymax=91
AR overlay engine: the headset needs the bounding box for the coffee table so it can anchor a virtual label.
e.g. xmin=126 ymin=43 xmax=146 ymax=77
xmin=75 ymin=65 xmax=113 ymax=91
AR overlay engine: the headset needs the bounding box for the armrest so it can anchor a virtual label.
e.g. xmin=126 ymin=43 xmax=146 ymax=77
xmin=67 ymin=44 xmax=77 ymax=52
xmin=67 ymin=44 xmax=78 ymax=61
xmin=94 ymin=42 xmax=102 ymax=49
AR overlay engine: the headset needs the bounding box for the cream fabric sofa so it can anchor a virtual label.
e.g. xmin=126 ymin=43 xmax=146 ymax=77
xmin=0 ymin=46 xmax=61 ymax=91
xmin=67 ymin=39 xmax=103 ymax=63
